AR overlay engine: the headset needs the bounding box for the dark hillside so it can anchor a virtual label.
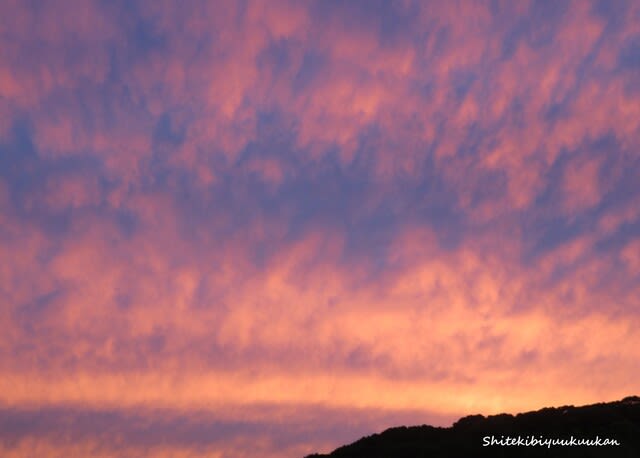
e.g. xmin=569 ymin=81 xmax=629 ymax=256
xmin=306 ymin=396 xmax=640 ymax=458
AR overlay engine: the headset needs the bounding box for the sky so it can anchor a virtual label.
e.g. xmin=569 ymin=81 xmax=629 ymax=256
xmin=0 ymin=0 xmax=639 ymax=456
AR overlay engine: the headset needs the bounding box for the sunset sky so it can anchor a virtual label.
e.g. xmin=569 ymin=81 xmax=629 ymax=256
xmin=1 ymin=0 xmax=639 ymax=457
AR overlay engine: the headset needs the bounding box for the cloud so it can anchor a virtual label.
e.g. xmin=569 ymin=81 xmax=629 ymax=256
xmin=0 ymin=403 xmax=454 ymax=458
xmin=1 ymin=0 xmax=639 ymax=456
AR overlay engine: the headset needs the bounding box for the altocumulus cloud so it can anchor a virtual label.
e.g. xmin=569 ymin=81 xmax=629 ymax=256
xmin=0 ymin=0 xmax=639 ymax=456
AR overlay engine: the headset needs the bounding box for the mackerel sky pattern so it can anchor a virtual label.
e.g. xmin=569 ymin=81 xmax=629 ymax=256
xmin=1 ymin=1 xmax=639 ymax=457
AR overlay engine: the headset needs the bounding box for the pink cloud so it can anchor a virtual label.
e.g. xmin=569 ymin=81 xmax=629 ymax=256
xmin=1 ymin=1 xmax=639 ymax=456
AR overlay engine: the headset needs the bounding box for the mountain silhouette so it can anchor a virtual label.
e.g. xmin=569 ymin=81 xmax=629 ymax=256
xmin=305 ymin=396 xmax=640 ymax=458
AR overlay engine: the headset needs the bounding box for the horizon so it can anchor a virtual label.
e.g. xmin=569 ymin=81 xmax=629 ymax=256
xmin=1 ymin=1 xmax=639 ymax=457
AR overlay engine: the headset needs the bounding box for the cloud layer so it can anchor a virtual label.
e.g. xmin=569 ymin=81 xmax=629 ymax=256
xmin=1 ymin=0 xmax=639 ymax=456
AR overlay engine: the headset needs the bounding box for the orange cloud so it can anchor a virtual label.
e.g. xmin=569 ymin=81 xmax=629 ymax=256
xmin=1 ymin=1 xmax=639 ymax=457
